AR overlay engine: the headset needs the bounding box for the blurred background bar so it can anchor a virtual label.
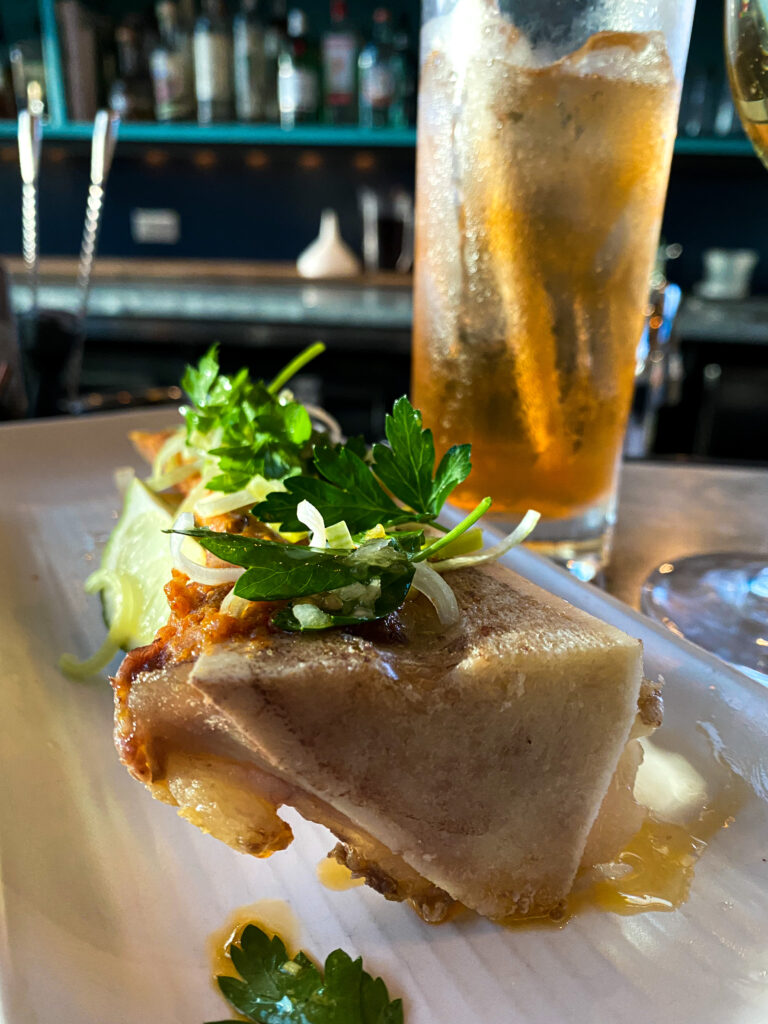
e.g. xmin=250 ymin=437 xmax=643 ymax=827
xmin=0 ymin=0 xmax=765 ymax=467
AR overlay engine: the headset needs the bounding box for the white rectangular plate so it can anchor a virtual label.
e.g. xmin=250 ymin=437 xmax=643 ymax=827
xmin=1 ymin=409 xmax=767 ymax=1024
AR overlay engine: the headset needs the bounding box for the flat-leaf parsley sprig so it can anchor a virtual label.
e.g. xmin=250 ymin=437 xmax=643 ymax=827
xmin=252 ymin=397 xmax=471 ymax=534
xmin=206 ymin=923 xmax=403 ymax=1024
xmin=168 ymin=352 xmax=539 ymax=632
xmin=174 ymin=500 xmax=539 ymax=633
xmin=180 ymin=342 xmax=325 ymax=492
xmin=176 ymin=527 xmax=421 ymax=631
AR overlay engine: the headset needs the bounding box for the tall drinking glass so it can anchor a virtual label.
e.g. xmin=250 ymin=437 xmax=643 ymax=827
xmin=412 ymin=0 xmax=696 ymax=578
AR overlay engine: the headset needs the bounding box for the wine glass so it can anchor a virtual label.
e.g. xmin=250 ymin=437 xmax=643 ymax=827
xmin=641 ymin=0 xmax=768 ymax=684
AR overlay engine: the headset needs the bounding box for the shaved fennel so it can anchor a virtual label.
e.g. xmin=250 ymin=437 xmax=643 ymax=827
xmin=59 ymin=569 xmax=141 ymax=680
xmin=219 ymin=589 xmax=255 ymax=618
xmin=429 ymin=510 xmax=541 ymax=573
xmin=411 ymin=562 xmax=460 ymax=626
xmin=293 ymin=602 xmax=334 ymax=628
xmin=296 ymin=499 xmax=327 ymax=549
xmin=170 ymin=513 xmax=244 ymax=585
xmin=151 ymin=428 xmax=186 ymax=479
xmin=194 ymin=476 xmax=287 ymax=520
xmin=325 ymin=520 xmax=355 ymax=550
xmin=195 ymin=487 xmax=256 ymax=519
xmin=147 ymin=457 xmax=203 ymax=492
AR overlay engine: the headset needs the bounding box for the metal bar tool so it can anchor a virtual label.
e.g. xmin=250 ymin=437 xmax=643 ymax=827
xmin=66 ymin=108 xmax=120 ymax=402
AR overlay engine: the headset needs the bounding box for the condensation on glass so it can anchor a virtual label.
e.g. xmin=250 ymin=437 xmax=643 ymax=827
xmin=411 ymin=0 xmax=696 ymax=577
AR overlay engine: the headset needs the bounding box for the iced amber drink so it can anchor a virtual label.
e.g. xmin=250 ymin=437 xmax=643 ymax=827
xmin=412 ymin=0 xmax=695 ymax=576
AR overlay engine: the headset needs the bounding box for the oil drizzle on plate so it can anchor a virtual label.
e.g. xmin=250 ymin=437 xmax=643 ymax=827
xmin=506 ymin=748 xmax=747 ymax=929
xmin=569 ymin=803 xmax=736 ymax=918
xmin=316 ymin=856 xmax=365 ymax=891
xmin=208 ymin=899 xmax=301 ymax=983
xmin=571 ymin=736 xmax=748 ymax=919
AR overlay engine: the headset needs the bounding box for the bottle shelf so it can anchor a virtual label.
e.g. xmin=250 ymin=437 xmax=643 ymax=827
xmin=7 ymin=1 xmax=751 ymax=156
xmin=674 ymin=136 xmax=755 ymax=157
xmin=0 ymin=119 xmax=417 ymax=147
xmin=0 ymin=121 xmax=756 ymax=156
xmin=16 ymin=0 xmax=417 ymax=150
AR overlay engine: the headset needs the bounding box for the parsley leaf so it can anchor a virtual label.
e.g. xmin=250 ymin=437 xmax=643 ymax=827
xmin=181 ymin=345 xmax=220 ymax=408
xmin=272 ymin=542 xmax=416 ymax=632
xmin=253 ymin=443 xmax=420 ymax=534
xmin=430 ymin=444 xmax=473 ymax=515
xmin=179 ymin=344 xmax=320 ymax=493
xmin=372 ymin=397 xmax=471 ymax=517
xmin=253 ymin=397 xmax=471 ymax=533
xmin=205 ymin=923 xmax=404 ymax=1024
xmin=176 ymin=528 xmax=417 ymax=629
xmin=343 ymin=434 xmax=368 ymax=460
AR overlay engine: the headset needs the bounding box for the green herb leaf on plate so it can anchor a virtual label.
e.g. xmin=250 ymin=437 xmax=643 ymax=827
xmin=430 ymin=443 xmax=473 ymax=516
xmin=181 ymin=344 xmax=220 ymax=408
xmin=175 ymin=528 xmax=417 ymax=623
xmin=273 ymin=546 xmax=416 ymax=632
xmin=204 ymin=923 xmax=404 ymax=1024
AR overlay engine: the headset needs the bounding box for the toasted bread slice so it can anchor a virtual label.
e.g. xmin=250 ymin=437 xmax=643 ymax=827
xmin=113 ymin=562 xmax=652 ymax=921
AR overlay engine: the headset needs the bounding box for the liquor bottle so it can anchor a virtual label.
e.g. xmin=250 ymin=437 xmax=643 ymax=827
xmin=110 ymin=14 xmax=154 ymax=120
xmin=233 ymin=0 xmax=266 ymax=121
xmin=151 ymin=1 xmax=195 ymax=121
xmin=194 ymin=0 xmax=234 ymax=123
xmin=278 ymin=9 xmax=319 ymax=129
xmin=57 ymin=0 xmax=99 ymax=120
xmin=0 ymin=33 xmax=15 ymax=119
xmin=358 ymin=7 xmax=395 ymax=129
xmin=321 ymin=1 xmax=358 ymax=125
xmin=9 ymin=26 xmax=47 ymax=115
xmin=262 ymin=0 xmax=287 ymax=122
xmin=391 ymin=12 xmax=416 ymax=127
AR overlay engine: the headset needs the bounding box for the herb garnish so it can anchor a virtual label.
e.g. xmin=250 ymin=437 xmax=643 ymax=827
xmin=172 ymin=389 xmax=498 ymax=632
xmin=170 ymin=349 xmax=539 ymax=633
xmin=252 ymin=397 xmax=471 ymax=533
xmin=176 ymin=527 xmax=420 ymax=631
xmin=180 ymin=343 xmax=324 ymax=492
xmin=372 ymin=397 xmax=472 ymax=519
xmin=206 ymin=923 xmax=403 ymax=1024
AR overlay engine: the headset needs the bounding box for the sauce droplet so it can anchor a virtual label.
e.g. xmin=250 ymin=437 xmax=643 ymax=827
xmin=568 ymin=736 xmax=750 ymax=921
xmin=208 ymin=899 xmax=301 ymax=983
xmin=317 ymin=856 xmax=365 ymax=891
xmin=569 ymin=815 xmax=713 ymax=917
xmin=505 ymin=743 xmax=749 ymax=929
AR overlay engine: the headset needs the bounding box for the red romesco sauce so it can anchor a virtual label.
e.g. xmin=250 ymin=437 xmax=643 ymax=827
xmin=113 ymin=571 xmax=278 ymax=691
xmin=159 ymin=570 xmax=275 ymax=659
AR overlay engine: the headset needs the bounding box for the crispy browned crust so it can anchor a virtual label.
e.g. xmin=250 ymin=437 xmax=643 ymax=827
xmin=128 ymin=429 xmax=176 ymax=466
xmin=328 ymin=834 xmax=457 ymax=923
xmin=112 ymin=636 xmax=168 ymax=784
xmin=638 ymin=678 xmax=664 ymax=729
